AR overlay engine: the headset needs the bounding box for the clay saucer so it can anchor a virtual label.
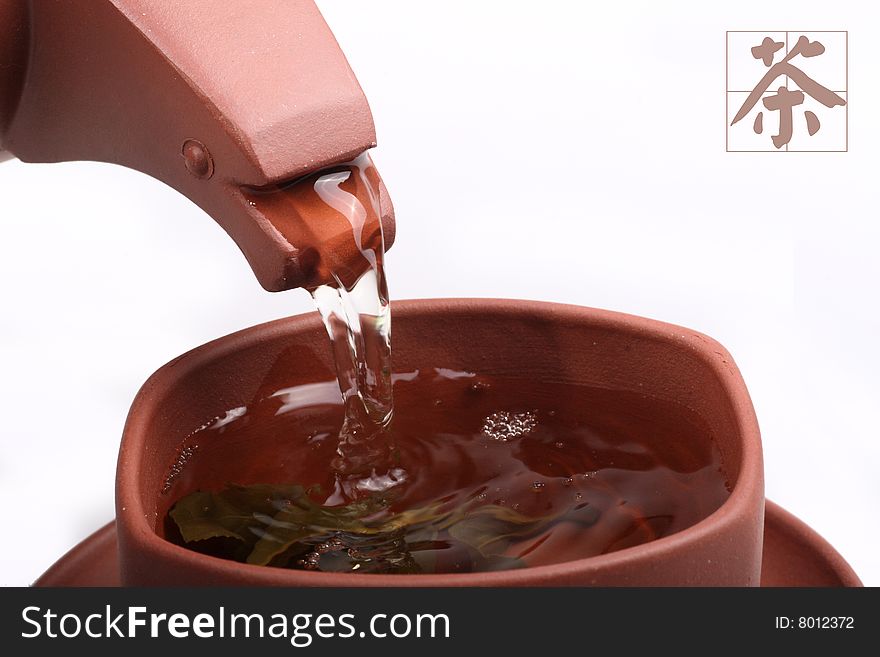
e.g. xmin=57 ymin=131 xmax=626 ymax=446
xmin=33 ymin=500 xmax=860 ymax=587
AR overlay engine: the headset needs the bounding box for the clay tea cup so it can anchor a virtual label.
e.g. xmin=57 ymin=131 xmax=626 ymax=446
xmin=116 ymin=299 xmax=764 ymax=586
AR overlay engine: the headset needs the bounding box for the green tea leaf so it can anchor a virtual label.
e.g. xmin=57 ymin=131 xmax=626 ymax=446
xmin=246 ymin=511 xmax=318 ymax=566
xmin=446 ymin=505 xmax=558 ymax=556
xmin=168 ymin=491 xmax=248 ymax=543
xmin=169 ymin=482 xmax=586 ymax=573
xmin=169 ymin=484 xmax=308 ymax=543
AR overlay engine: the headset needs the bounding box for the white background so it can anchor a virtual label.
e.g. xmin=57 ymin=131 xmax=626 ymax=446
xmin=0 ymin=0 xmax=876 ymax=586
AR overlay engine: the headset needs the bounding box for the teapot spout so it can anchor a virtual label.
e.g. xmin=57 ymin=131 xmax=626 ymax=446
xmin=0 ymin=0 xmax=394 ymax=291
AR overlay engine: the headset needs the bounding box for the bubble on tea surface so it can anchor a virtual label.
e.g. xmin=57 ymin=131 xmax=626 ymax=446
xmin=162 ymin=445 xmax=198 ymax=494
xmin=469 ymin=380 xmax=491 ymax=393
xmin=481 ymin=410 xmax=538 ymax=441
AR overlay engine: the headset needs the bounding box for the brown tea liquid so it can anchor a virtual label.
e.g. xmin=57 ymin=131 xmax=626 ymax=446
xmin=163 ymin=371 xmax=729 ymax=573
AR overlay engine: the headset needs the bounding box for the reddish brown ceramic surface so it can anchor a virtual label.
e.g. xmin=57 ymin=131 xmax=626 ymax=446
xmin=0 ymin=0 xmax=395 ymax=290
xmin=116 ymin=299 xmax=765 ymax=586
xmin=35 ymin=501 xmax=861 ymax=587
xmin=759 ymin=501 xmax=862 ymax=587
xmin=0 ymin=0 xmax=27 ymax=157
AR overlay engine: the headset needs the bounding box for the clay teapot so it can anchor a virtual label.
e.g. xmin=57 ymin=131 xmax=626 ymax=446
xmin=0 ymin=0 xmax=394 ymax=290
